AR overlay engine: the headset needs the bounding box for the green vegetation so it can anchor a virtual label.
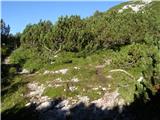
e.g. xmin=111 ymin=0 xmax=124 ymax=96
xmin=1 ymin=19 xmax=20 ymax=61
xmin=1 ymin=77 xmax=27 ymax=112
xmin=1 ymin=1 xmax=160 ymax=119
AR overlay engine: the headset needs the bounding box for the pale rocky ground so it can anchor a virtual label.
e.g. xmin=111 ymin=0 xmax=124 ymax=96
xmin=3 ymin=56 xmax=146 ymax=119
xmin=7 ymin=58 xmax=140 ymax=119
xmin=43 ymin=69 xmax=69 ymax=75
xmin=118 ymin=0 xmax=152 ymax=13
xmin=25 ymin=80 xmax=127 ymax=120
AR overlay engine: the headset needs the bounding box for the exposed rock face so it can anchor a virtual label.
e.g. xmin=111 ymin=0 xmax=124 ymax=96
xmin=77 ymin=96 xmax=90 ymax=104
xmin=25 ymin=82 xmax=126 ymax=120
xmin=118 ymin=1 xmax=152 ymax=13
xmin=142 ymin=0 xmax=152 ymax=4
xmin=55 ymin=100 xmax=70 ymax=110
xmin=25 ymin=82 xmax=51 ymax=111
xmin=91 ymin=89 xmax=125 ymax=110
xmin=26 ymin=82 xmax=45 ymax=98
xmin=43 ymin=91 xmax=125 ymax=120
xmin=36 ymin=101 xmax=52 ymax=112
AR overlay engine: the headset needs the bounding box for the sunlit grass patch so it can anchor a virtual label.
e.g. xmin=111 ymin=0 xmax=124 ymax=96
xmin=1 ymin=77 xmax=27 ymax=112
xmin=43 ymin=87 xmax=65 ymax=98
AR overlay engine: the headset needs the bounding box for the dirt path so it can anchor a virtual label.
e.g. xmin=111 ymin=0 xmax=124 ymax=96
xmin=96 ymin=67 xmax=107 ymax=81
xmin=95 ymin=59 xmax=112 ymax=81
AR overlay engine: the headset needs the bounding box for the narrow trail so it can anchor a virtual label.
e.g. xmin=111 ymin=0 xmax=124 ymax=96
xmin=96 ymin=67 xmax=108 ymax=81
xmin=95 ymin=59 xmax=112 ymax=81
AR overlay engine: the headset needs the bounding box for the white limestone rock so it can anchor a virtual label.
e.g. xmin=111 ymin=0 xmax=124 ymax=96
xmin=92 ymin=89 xmax=125 ymax=110
xmin=69 ymin=86 xmax=77 ymax=92
xmin=92 ymin=87 xmax=99 ymax=91
xmin=137 ymin=76 xmax=144 ymax=82
xmin=118 ymin=3 xmax=149 ymax=13
xmin=77 ymin=96 xmax=90 ymax=104
xmin=43 ymin=69 xmax=68 ymax=75
xmin=36 ymin=101 xmax=52 ymax=111
xmin=26 ymin=82 xmax=45 ymax=99
xmin=55 ymin=100 xmax=69 ymax=109
xmin=57 ymin=69 xmax=68 ymax=74
xmin=25 ymin=102 xmax=31 ymax=107
xmin=71 ymin=77 xmax=79 ymax=82
xmin=142 ymin=0 xmax=152 ymax=4
xmin=20 ymin=69 xmax=30 ymax=74
xmin=74 ymin=66 xmax=80 ymax=70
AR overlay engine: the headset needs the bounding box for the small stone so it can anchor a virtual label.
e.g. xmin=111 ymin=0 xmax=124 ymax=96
xmin=74 ymin=67 xmax=80 ymax=70
xmin=48 ymin=84 xmax=52 ymax=87
xmin=25 ymin=102 xmax=31 ymax=107
xmin=106 ymin=75 xmax=112 ymax=79
xmin=54 ymin=84 xmax=62 ymax=88
xmin=69 ymin=86 xmax=77 ymax=92
xmin=137 ymin=76 xmax=144 ymax=82
xmin=71 ymin=77 xmax=79 ymax=82
xmin=92 ymin=87 xmax=99 ymax=90
xmin=43 ymin=70 xmax=50 ymax=75
xmin=20 ymin=69 xmax=30 ymax=74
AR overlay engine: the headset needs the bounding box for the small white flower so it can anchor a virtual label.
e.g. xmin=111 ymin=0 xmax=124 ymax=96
xmin=74 ymin=67 xmax=80 ymax=70
xmin=71 ymin=77 xmax=79 ymax=82
xmin=102 ymin=88 xmax=106 ymax=91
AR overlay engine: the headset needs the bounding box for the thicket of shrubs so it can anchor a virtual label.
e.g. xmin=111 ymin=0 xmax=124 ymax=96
xmin=1 ymin=19 xmax=20 ymax=61
xmin=3 ymin=1 xmax=160 ymax=89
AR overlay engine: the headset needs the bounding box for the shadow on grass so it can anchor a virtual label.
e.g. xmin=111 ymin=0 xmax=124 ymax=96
xmin=2 ymin=87 xmax=160 ymax=120
xmin=1 ymin=103 xmax=38 ymax=120
xmin=1 ymin=81 xmax=28 ymax=97
xmin=1 ymin=63 xmax=21 ymax=87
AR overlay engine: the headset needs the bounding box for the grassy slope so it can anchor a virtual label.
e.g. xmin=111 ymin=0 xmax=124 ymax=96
xmin=2 ymin=48 xmax=139 ymax=112
xmin=2 ymin=0 xmax=160 ymax=114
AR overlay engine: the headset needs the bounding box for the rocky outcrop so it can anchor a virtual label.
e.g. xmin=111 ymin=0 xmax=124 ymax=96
xmin=118 ymin=0 xmax=152 ymax=13
xmin=92 ymin=89 xmax=125 ymax=110
xmin=25 ymin=82 xmax=126 ymax=120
